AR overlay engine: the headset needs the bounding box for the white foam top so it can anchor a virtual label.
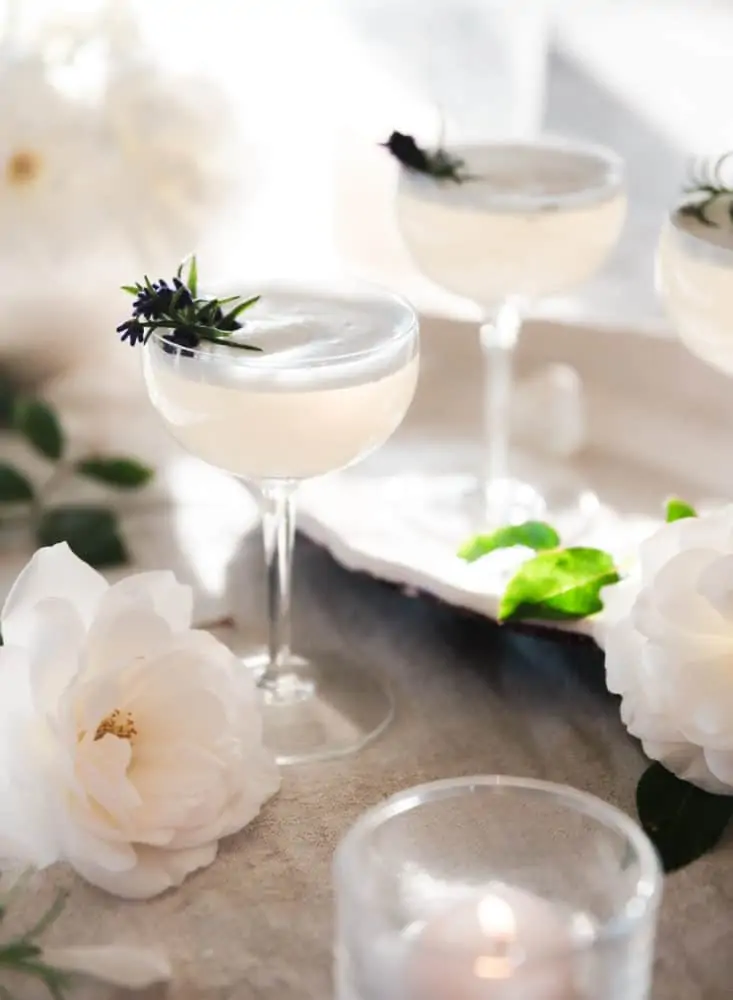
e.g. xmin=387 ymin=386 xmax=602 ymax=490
xmin=148 ymin=286 xmax=418 ymax=390
xmin=399 ymin=140 xmax=624 ymax=213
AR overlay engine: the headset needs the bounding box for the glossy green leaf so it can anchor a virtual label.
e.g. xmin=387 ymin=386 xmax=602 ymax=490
xmin=498 ymin=546 xmax=620 ymax=623
xmin=0 ymin=463 xmax=34 ymax=503
xmin=36 ymin=506 xmax=127 ymax=568
xmin=75 ymin=457 xmax=153 ymax=489
xmin=13 ymin=399 xmax=64 ymax=461
xmin=458 ymin=521 xmax=560 ymax=563
xmin=636 ymin=763 xmax=733 ymax=872
xmin=665 ymin=497 xmax=698 ymax=522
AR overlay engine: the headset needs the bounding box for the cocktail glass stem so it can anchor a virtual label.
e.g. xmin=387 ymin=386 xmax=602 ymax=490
xmin=259 ymin=481 xmax=298 ymax=701
xmin=479 ymin=297 xmax=523 ymax=523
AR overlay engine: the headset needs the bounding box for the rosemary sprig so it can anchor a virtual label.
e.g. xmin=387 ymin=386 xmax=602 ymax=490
xmin=0 ymin=889 xmax=71 ymax=999
xmin=678 ymin=152 xmax=733 ymax=227
xmin=117 ymin=256 xmax=262 ymax=354
xmin=382 ymin=131 xmax=467 ymax=183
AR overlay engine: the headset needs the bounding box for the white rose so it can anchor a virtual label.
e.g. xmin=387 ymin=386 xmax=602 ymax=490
xmin=0 ymin=544 xmax=279 ymax=899
xmin=596 ymin=507 xmax=733 ymax=794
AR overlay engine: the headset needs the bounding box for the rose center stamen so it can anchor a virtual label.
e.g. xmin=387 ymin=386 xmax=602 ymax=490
xmin=6 ymin=150 xmax=43 ymax=186
xmin=93 ymin=708 xmax=137 ymax=742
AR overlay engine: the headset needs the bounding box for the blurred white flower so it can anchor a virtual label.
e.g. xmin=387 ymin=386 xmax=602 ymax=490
xmin=597 ymin=508 xmax=733 ymax=794
xmin=0 ymin=12 xmax=246 ymax=276
xmin=0 ymin=543 xmax=279 ymax=898
xmin=105 ymin=64 xmax=245 ymax=269
xmin=0 ymin=53 xmax=115 ymax=272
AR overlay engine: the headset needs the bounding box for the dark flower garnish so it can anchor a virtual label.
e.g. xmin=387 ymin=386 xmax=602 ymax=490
xmin=382 ymin=131 xmax=467 ymax=183
xmin=117 ymin=256 xmax=262 ymax=353
xmin=678 ymin=152 xmax=733 ymax=227
xmin=162 ymin=329 xmax=199 ymax=357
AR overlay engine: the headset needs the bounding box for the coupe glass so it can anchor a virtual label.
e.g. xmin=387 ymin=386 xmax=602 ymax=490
xmin=396 ymin=135 xmax=626 ymax=532
xmin=657 ymin=198 xmax=733 ymax=375
xmin=142 ymin=279 xmax=419 ymax=765
xmin=334 ymin=776 xmax=662 ymax=1000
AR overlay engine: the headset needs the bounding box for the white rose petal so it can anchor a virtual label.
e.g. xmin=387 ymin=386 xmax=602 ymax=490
xmin=0 ymin=544 xmax=280 ymax=898
xmin=43 ymin=945 xmax=172 ymax=989
xmin=2 ymin=542 xmax=107 ymax=645
xmin=600 ymin=506 xmax=733 ymax=794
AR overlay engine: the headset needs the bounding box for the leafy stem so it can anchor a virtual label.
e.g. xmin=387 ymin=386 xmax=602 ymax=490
xmin=0 ymin=382 xmax=154 ymax=568
xmin=0 ymin=890 xmax=71 ymax=999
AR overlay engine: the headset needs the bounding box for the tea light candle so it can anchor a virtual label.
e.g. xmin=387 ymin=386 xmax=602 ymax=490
xmin=406 ymin=882 xmax=594 ymax=1000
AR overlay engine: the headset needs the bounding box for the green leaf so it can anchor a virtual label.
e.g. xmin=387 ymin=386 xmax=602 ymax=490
xmin=665 ymin=497 xmax=698 ymax=522
xmin=219 ymin=295 xmax=260 ymax=328
xmin=0 ymin=463 xmax=34 ymax=503
xmin=498 ymin=546 xmax=620 ymax=623
xmin=458 ymin=521 xmax=560 ymax=563
xmin=75 ymin=457 xmax=154 ymax=489
xmin=13 ymin=399 xmax=64 ymax=460
xmin=0 ymin=374 xmax=16 ymax=428
xmin=121 ymin=284 xmax=139 ymax=295
xmin=36 ymin=506 xmax=128 ymax=568
xmin=187 ymin=254 xmax=198 ymax=298
xmin=636 ymin=763 xmax=733 ymax=872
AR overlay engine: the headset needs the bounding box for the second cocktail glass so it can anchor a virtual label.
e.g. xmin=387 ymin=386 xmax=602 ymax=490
xmin=396 ymin=135 xmax=626 ymax=530
xmin=656 ymin=190 xmax=733 ymax=374
xmin=143 ymin=280 xmax=419 ymax=765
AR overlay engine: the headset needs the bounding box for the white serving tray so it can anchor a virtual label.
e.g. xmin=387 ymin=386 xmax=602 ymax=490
xmin=297 ymin=314 xmax=733 ymax=637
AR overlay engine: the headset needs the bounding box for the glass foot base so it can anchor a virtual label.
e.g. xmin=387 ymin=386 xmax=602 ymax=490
xmin=258 ymin=652 xmax=394 ymax=766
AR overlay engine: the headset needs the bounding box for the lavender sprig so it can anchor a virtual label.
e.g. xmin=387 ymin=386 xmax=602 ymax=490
xmin=117 ymin=256 xmax=262 ymax=353
xmin=382 ymin=131 xmax=467 ymax=183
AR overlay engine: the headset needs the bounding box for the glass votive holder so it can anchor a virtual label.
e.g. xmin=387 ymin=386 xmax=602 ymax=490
xmin=334 ymin=776 xmax=662 ymax=1000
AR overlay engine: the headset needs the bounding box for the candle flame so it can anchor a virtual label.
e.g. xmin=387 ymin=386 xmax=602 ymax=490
xmin=474 ymin=895 xmax=517 ymax=981
xmin=477 ymin=895 xmax=517 ymax=941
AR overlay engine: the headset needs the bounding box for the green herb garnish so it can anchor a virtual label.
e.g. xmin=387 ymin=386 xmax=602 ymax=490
xmin=459 ymin=498 xmax=699 ymax=624
xmin=383 ymin=131 xmax=467 ymax=183
xmin=458 ymin=521 xmax=561 ymax=563
xmin=678 ymin=152 xmax=733 ymax=227
xmin=117 ymin=256 xmax=262 ymax=354
xmin=459 ymin=519 xmax=620 ymax=623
